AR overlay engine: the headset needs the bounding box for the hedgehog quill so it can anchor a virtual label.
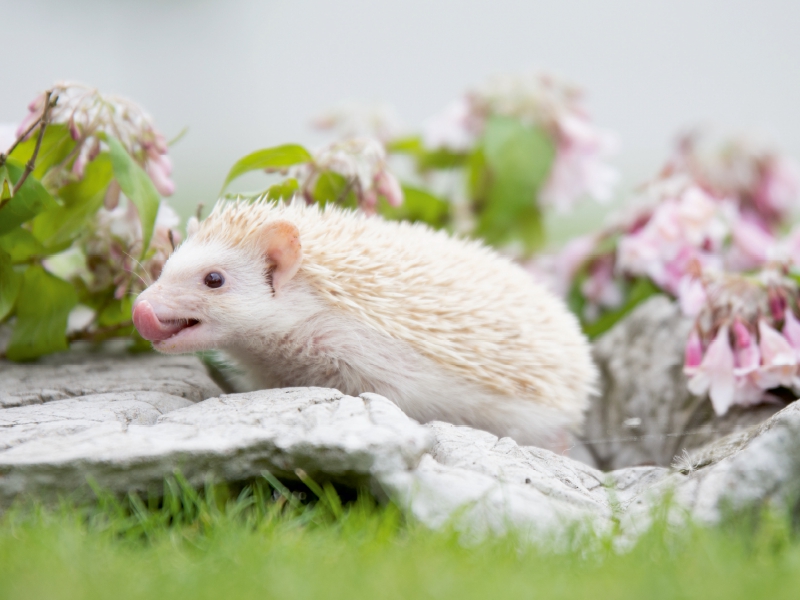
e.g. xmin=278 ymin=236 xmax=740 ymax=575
xmin=133 ymin=199 xmax=597 ymax=448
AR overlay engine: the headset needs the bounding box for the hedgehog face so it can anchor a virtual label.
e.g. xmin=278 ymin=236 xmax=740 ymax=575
xmin=133 ymin=220 xmax=303 ymax=354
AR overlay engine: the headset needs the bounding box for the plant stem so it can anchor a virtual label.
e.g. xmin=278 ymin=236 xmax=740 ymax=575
xmin=67 ymin=321 xmax=135 ymax=344
xmin=11 ymin=91 xmax=56 ymax=196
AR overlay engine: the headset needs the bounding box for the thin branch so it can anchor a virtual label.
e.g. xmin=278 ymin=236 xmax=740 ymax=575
xmin=11 ymin=91 xmax=56 ymax=195
xmin=0 ymin=97 xmax=49 ymax=168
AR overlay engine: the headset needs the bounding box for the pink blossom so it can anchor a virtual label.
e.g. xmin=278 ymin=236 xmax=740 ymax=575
xmin=727 ymin=216 xmax=776 ymax=271
xmin=782 ymin=309 xmax=800 ymax=359
xmin=687 ymin=323 xmax=736 ymax=415
xmin=616 ymin=178 xmax=727 ymax=295
xmin=540 ymin=114 xmax=619 ymax=212
xmin=678 ymin=275 xmax=707 ymax=317
xmin=308 ymin=137 xmax=404 ymax=212
xmin=15 ymin=93 xmax=45 ymax=139
xmin=145 ymin=151 xmax=175 ymax=196
xmin=374 ymin=170 xmax=403 ymax=207
xmin=754 ymin=156 xmax=800 ymax=220
xmin=683 ymin=328 xmax=704 ymax=375
xmin=732 ymin=320 xmax=760 ymax=377
xmin=547 ymin=234 xmax=598 ymax=297
xmin=580 ymin=256 xmax=623 ymax=321
xmin=754 ymin=319 xmax=797 ymax=390
xmin=18 ymin=83 xmax=175 ymax=195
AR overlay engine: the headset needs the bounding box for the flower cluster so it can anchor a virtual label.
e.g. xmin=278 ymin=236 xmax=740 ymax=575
xmin=18 ymin=82 xmax=175 ymax=195
xmin=300 ymin=137 xmax=403 ymax=214
xmin=422 ymin=73 xmax=619 ymax=212
xmin=683 ymin=270 xmax=800 ymax=415
xmin=671 ymin=132 xmax=800 ymax=228
xmin=81 ymin=200 xmax=181 ymax=299
xmin=547 ymin=132 xmax=800 ymax=323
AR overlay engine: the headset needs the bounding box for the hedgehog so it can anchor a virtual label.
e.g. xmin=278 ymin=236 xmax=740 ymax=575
xmin=132 ymin=199 xmax=597 ymax=448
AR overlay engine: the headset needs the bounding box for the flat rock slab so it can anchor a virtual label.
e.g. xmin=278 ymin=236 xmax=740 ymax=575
xmin=0 ymin=352 xmax=223 ymax=408
xmin=380 ymin=401 xmax=800 ymax=541
xmin=2 ymin=352 xmax=799 ymax=545
xmin=377 ymin=422 xmax=666 ymax=541
xmin=0 ymin=386 xmax=434 ymax=507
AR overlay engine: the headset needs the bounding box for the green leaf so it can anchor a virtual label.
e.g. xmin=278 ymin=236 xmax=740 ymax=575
xmin=385 ymin=135 xmax=468 ymax=171
xmin=97 ymin=296 xmax=134 ymax=328
xmin=6 ymin=265 xmax=77 ymax=360
xmin=385 ymin=135 xmax=424 ymax=155
xmin=107 ymin=137 xmax=160 ymax=257
xmin=9 ymin=124 xmax=76 ymax=179
xmin=31 ymin=154 xmax=114 ymax=249
xmin=417 ymin=149 xmax=468 ymax=171
xmin=582 ymin=278 xmax=661 ymax=339
xmin=0 ymin=249 xmax=22 ymax=320
xmin=313 ymin=172 xmax=357 ymax=209
xmin=378 ymin=185 xmax=451 ymax=229
xmin=221 ymin=145 xmax=312 ymax=191
xmin=0 ymin=165 xmax=13 ymax=201
xmin=472 ymin=116 xmax=555 ymax=253
xmin=0 ymin=228 xmax=46 ymax=262
xmin=0 ymin=159 xmax=59 ymax=235
xmin=265 ymin=178 xmax=299 ymax=201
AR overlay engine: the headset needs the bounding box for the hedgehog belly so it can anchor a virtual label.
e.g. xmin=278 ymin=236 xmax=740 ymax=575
xmin=223 ymin=305 xmax=584 ymax=448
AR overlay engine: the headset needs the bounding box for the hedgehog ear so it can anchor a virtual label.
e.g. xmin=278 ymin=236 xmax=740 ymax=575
xmin=259 ymin=220 xmax=302 ymax=294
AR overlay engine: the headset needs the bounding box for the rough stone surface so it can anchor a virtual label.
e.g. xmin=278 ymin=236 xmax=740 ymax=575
xmin=376 ymin=422 xmax=664 ymax=540
xmin=2 ymin=348 xmax=799 ymax=544
xmin=631 ymin=399 xmax=800 ymax=525
xmin=380 ymin=402 xmax=800 ymax=538
xmin=580 ymin=295 xmax=789 ymax=470
xmin=0 ymin=381 xmax=433 ymax=507
xmin=0 ymin=351 xmax=223 ymax=408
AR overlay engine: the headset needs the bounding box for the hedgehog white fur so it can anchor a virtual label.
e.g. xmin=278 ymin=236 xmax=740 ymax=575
xmin=132 ymin=198 xmax=597 ymax=447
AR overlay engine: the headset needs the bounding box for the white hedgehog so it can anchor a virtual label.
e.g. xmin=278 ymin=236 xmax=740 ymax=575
xmin=133 ymin=199 xmax=597 ymax=447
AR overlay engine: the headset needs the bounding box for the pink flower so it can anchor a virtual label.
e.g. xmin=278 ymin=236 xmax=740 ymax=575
xmin=15 ymin=93 xmax=45 ymax=139
xmin=678 ymin=275 xmax=707 ymax=317
xmin=728 ymin=216 xmax=776 ymax=271
xmin=754 ymin=156 xmax=800 ymax=220
xmin=754 ymin=319 xmax=797 ymax=390
xmin=732 ymin=319 xmax=760 ymax=377
xmin=782 ymin=309 xmax=800 ymax=359
xmin=683 ymin=328 xmax=704 ymax=376
xmin=145 ymin=151 xmax=175 ymax=197
xmin=687 ymin=323 xmax=736 ymax=416
xmin=539 ymin=114 xmax=619 ymax=212
xmin=374 ymin=170 xmax=403 ymax=207
xmin=581 ymin=256 xmax=622 ymax=306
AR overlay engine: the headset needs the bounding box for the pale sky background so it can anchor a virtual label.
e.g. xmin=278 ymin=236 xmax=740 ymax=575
xmin=2 ymin=0 xmax=799 ymax=222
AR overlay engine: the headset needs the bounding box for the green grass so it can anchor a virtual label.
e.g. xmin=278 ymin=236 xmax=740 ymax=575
xmin=1 ymin=475 xmax=800 ymax=600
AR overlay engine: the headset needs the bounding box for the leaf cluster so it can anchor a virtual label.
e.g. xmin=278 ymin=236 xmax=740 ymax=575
xmin=1 ymin=115 xmax=164 ymax=361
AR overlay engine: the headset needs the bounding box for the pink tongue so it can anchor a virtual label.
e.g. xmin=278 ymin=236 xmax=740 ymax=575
xmin=132 ymin=300 xmax=186 ymax=341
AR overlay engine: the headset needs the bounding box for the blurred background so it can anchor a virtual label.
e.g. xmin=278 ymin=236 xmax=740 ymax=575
xmin=2 ymin=0 xmax=799 ymax=222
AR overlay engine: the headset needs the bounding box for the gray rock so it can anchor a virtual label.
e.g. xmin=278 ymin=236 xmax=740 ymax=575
xmin=1 ymin=349 xmax=798 ymax=545
xmin=0 ymin=387 xmax=433 ymax=507
xmin=0 ymin=352 xmax=223 ymax=408
xmin=0 ymin=392 xmax=195 ymax=450
xmin=380 ymin=402 xmax=800 ymax=540
xmin=580 ymin=295 xmax=788 ymax=470
xmin=631 ymin=399 xmax=800 ymax=525
xmin=376 ymin=422 xmax=663 ymax=542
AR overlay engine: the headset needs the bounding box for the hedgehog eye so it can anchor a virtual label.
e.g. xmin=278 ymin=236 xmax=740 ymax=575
xmin=204 ymin=272 xmax=224 ymax=288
